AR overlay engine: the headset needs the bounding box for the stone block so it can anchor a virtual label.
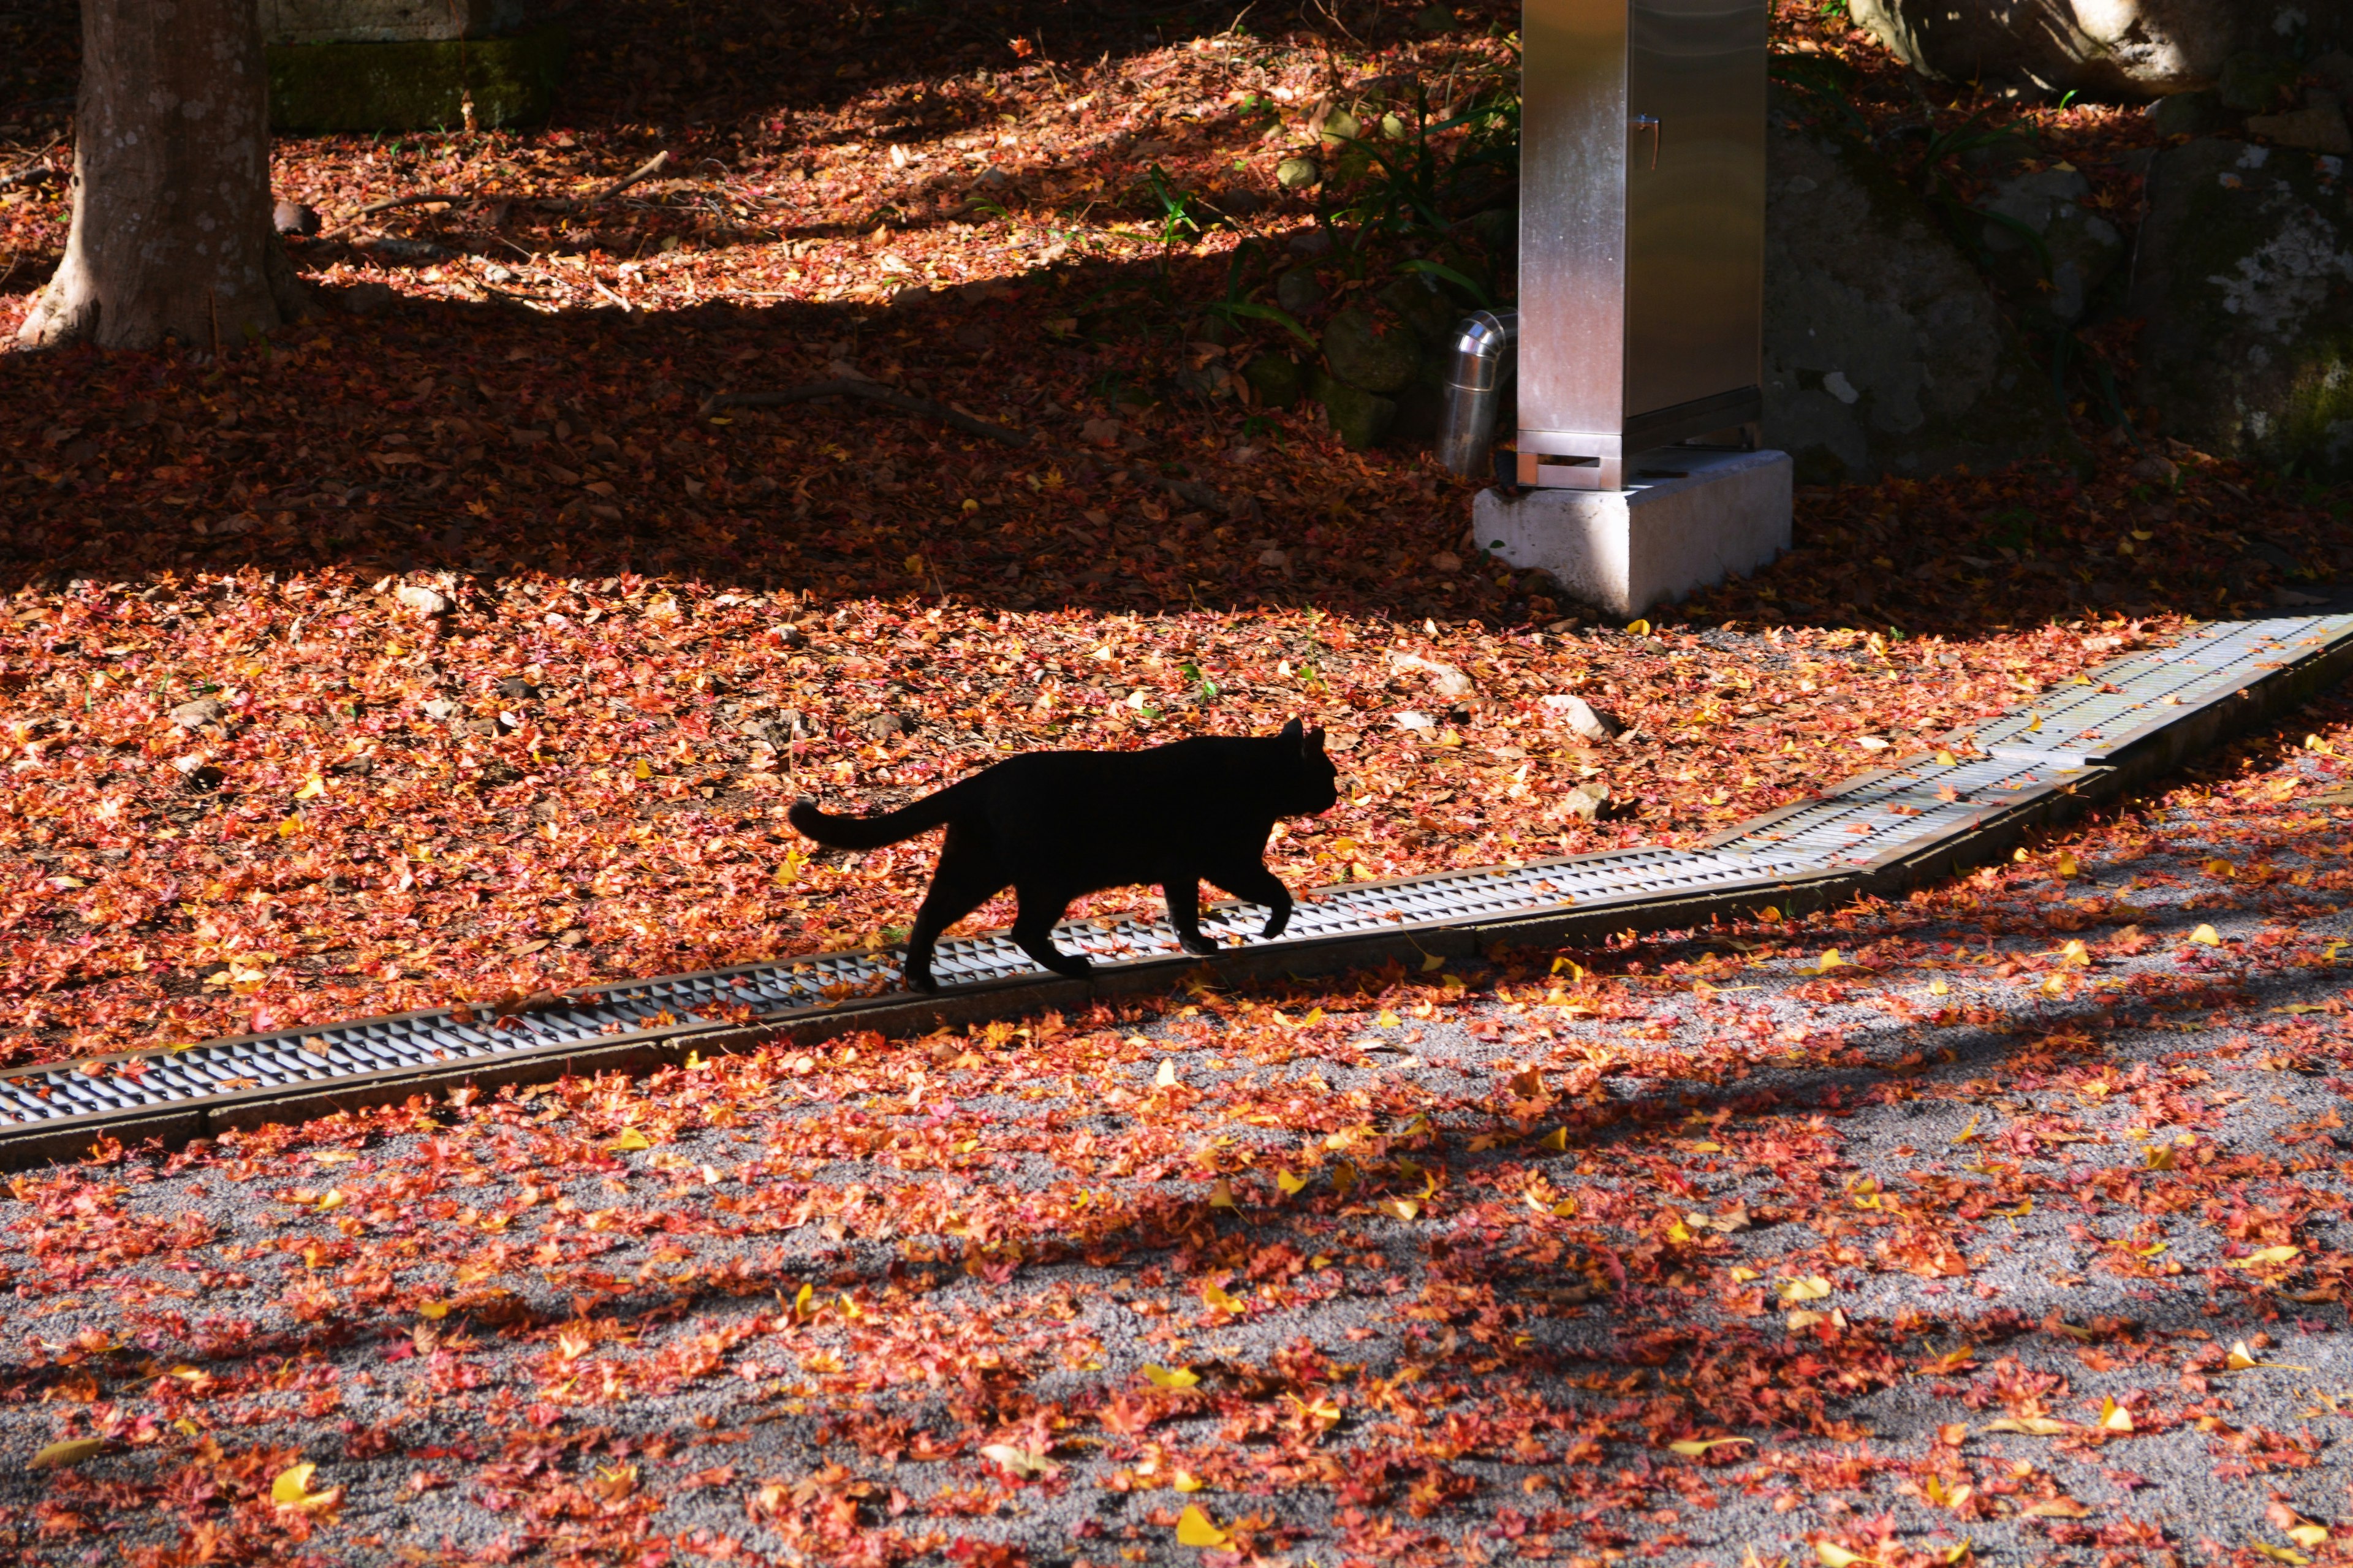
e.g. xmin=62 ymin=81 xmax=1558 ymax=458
xmin=1473 ymin=450 xmax=1793 ymax=618
xmin=268 ymin=24 xmax=568 ymax=132
xmin=263 ymin=0 xmax=527 ymax=45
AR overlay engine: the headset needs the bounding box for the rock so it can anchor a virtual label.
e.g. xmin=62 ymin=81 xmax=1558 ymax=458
xmin=1243 ymin=354 xmax=1303 ymax=410
xmin=1256 ymin=546 xmax=1289 ymax=568
xmin=1375 ymin=275 xmax=1459 ymax=350
xmin=1275 ymin=265 xmax=1325 ymax=316
xmin=2148 ymin=90 xmax=2230 ymax=138
xmin=1287 ymin=228 xmax=1334 ymax=257
xmin=273 ymin=198 xmax=320 ymax=235
xmin=1080 ymin=417 xmax=1124 ymax=445
xmin=395 ymin=583 xmax=450 ymax=615
xmin=865 ymin=713 xmax=910 ymax=739
xmin=336 ymin=281 xmax=397 ymax=316
xmin=1275 ymin=156 xmax=1321 ymax=190
xmin=1392 ymin=710 xmax=1435 ymax=730
xmin=1762 ymin=88 xmax=2077 ymax=483
xmin=422 ymin=699 xmax=459 ymax=721
xmin=1540 ymin=694 xmax=1620 ymax=741
xmin=1562 ymin=781 xmax=1611 ymax=822
xmin=180 ymin=762 xmax=227 ymax=793
xmin=2129 ymin=137 xmax=2353 ymax=476
xmin=1308 ymin=369 xmax=1396 ymax=451
xmin=169 ymin=697 xmax=225 ymax=729
xmin=1429 ymin=551 xmax=1463 ymax=575
xmin=1846 ymin=0 xmax=2346 ymax=99
xmin=2248 ymin=91 xmax=2353 ymax=153
xmin=463 ymin=716 xmax=500 ymax=736
xmin=2217 ymin=50 xmax=2299 ymax=113
xmin=1320 ymin=304 xmax=1419 ymax=393
xmin=2129 ymin=452 xmax=2180 ymax=483
xmin=1976 ymin=166 xmax=2126 ymax=324
xmin=496 ymin=675 xmax=540 ymax=701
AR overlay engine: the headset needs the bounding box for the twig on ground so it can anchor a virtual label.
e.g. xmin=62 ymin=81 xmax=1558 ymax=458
xmin=313 ymin=152 xmax=673 ymax=243
xmin=705 ymin=380 xmax=1031 ymax=447
xmin=318 ymin=192 xmax=476 ymax=241
xmin=0 ymin=140 xmax=63 ymax=191
xmin=586 ymin=150 xmax=670 ymax=206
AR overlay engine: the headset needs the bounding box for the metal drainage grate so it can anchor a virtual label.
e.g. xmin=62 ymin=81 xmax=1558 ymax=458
xmin=4 ymin=614 xmax=2350 ymax=1137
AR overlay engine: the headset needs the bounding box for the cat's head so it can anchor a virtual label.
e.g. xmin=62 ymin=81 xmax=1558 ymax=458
xmin=1273 ymin=718 xmax=1339 ymax=815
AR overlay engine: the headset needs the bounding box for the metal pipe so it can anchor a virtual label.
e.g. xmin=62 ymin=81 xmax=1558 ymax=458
xmin=1436 ymin=308 xmax=1517 ymax=478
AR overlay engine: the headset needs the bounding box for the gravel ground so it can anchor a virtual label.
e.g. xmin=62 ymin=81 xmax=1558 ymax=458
xmin=1 ymin=697 xmax=2350 ymax=1568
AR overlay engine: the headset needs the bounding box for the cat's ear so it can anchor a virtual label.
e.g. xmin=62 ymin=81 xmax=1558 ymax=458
xmin=1279 ymin=718 xmax=1304 ymax=747
xmin=1306 ymin=727 xmax=1327 ymax=754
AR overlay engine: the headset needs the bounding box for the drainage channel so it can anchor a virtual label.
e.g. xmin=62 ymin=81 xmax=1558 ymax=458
xmin=5 ymin=613 xmax=2350 ymax=1169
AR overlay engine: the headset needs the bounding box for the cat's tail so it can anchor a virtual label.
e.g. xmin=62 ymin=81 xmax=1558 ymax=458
xmin=788 ymin=782 xmax=968 ymax=850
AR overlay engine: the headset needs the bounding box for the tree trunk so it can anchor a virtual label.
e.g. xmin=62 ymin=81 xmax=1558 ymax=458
xmin=17 ymin=0 xmax=307 ymax=352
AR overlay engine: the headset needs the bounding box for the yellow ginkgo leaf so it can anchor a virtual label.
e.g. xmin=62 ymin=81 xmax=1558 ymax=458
xmin=1666 ymin=1437 xmax=1754 ymax=1456
xmin=1175 ymin=1504 xmax=1230 ymax=1548
xmin=1778 ymin=1275 xmax=1833 ymax=1302
xmin=607 ymin=1127 xmax=652 ymax=1151
xmin=1816 ymin=1542 xmax=1873 ymax=1567
xmin=1207 ymin=1180 xmax=1237 ymax=1210
xmin=2055 ymin=850 xmax=2079 ymax=877
xmin=1536 ymin=1126 xmax=1569 ymax=1153
xmin=1376 ymin=1008 xmax=1401 ymax=1028
xmin=1155 ymin=1059 xmax=1178 ymax=1088
xmin=1379 ymin=1197 xmax=1420 ymax=1221
xmin=633 ymin=759 xmax=651 ymax=780
xmin=2288 ymin=1526 xmax=2331 ymax=1549
xmin=28 ymin=1437 xmax=104 ymax=1471
xmin=1795 ymin=950 xmax=1846 ymax=977
xmin=1275 ymin=1169 xmax=1309 ymax=1195
xmin=271 ymin=1461 xmax=342 ymax=1512
xmin=294 ymin=773 xmax=327 ymax=800
xmin=1143 ymin=1364 xmax=1200 ymax=1389
xmin=1172 ymin=1469 xmax=1205 ymax=1492
xmin=1200 ymin=1281 xmax=1244 ymax=1313
xmin=2188 ymin=924 xmax=2222 ymax=947
xmin=2097 ymin=1398 xmax=2134 ymax=1432
xmin=2239 ymin=1245 xmax=2301 ymax=1267
xmin=1626 ymin=618 xmax=1652 ymax=635
xmin=1981 ymin=1415 xmax=2071 ymax=1435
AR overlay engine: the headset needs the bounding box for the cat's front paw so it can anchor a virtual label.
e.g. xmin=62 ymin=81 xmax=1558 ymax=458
xmin=1178 ymin=933 xmax=1220 ymax=956
xmin=1048 ymin=954 xmax=1095 ymax=980
xmin=902 ymin=964 xmax=941 ymax=994
xmin=1259 ymin=913 xmax=1291 ymax=941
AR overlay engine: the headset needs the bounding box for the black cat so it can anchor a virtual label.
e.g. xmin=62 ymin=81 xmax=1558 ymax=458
xmin=789 ymin=719 xmax=1338 ymax=991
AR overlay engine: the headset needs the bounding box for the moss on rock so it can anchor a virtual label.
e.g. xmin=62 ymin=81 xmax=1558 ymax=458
xmin=268 ymin=24 xmax=567 ymax=132
xmin=2130 ymin=137 xmax=2353 ymax=478
xmin=1761 ymin=86 xmax=2080 ymax=482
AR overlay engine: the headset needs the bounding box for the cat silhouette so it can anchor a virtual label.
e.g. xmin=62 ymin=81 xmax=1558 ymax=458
xmin=789 ymin=719 xmax=1337 ymax=991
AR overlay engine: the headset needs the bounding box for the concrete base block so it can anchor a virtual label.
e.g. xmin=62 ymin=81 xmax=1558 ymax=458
xmin=268 ymin=25 xmax=567 ymax=131
xmin=1472 ymin=448 xmax=1792 ymax=618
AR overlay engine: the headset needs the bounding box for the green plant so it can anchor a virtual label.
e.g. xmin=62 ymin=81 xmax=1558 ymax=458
xmin=1319 ymin=80 xmax=1520 ymax=246
xmin=1142 ymin=162 xmax=1209 ymax=275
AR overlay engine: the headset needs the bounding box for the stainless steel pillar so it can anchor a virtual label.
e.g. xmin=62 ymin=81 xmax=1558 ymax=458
xmin=1516 ymin=0 xmax=1767 ymax=491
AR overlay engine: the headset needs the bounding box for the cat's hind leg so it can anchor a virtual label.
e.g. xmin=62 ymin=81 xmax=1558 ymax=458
xmin=1205 ymin=856 xmax=1296 ymax=941
xmin=1162 ymin=876 xmax=1221 ymax=957
xmin=901 ymin=831 xmax=1004 ymax=993
xmin=1009 ymin=882 xmax=1094 ymax=980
